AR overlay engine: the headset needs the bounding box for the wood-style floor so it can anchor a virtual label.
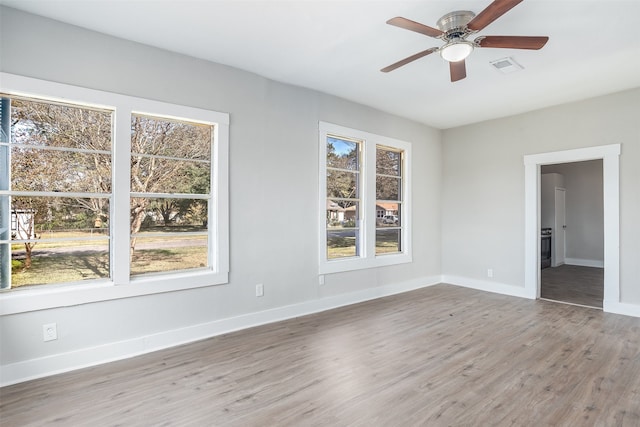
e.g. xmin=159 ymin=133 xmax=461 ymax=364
xmin=541 ymin=264 xmax=604 ymax=308
xmin=2 ymin=284 xmax=640 ymax=426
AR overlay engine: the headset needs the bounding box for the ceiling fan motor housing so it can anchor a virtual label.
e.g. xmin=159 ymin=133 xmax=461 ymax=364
xmin=437 ymin=10 xmax=476 ymax=40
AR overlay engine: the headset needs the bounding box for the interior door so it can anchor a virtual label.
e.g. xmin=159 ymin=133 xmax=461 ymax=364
xmin=554 ymin=188 xmax=566 ymax=266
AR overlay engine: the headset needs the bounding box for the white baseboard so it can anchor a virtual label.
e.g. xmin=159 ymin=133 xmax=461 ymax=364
xmin=0 ymin=276 xmax=440 ymax=387
xmin=443 ymin=275 xmax=640 ymax=318
xmin=604 ymin=300 xmax=640 ymax=318
xmin=441 ymin=275 xmax=535 ymax=299
xmin=565 ymin=258 xmax=604 ymax=268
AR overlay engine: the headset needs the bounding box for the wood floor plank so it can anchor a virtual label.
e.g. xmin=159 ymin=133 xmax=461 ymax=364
xmin=541 ymin=264 xmax=604 ymax=308
xmin=1 ymin=284 xmax=639 ymax=426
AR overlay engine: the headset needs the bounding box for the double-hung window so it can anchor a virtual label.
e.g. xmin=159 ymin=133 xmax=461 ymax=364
xmin=0 ymin=73 xmax=229 ymax=314
xmin=319 ymin=122 xmax=411 ymax=274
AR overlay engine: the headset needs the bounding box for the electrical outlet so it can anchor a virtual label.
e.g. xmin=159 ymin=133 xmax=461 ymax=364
xmin=256 ymin=283 xmax=264 ymax=297
xmin=43 ymin=323 xmax=57 ymax=342
xmin=487 ymin=268 xmax=494 ymax=278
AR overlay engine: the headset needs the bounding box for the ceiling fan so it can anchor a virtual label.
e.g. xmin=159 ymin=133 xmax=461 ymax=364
xmin=381 ymin=0 xmax=549 ymax=82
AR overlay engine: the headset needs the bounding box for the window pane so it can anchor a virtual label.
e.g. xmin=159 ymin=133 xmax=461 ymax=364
xmin=327 ymin=170 xmax=359 ymax=199
xmin=327 ymin=137 xmax=359 ymax=170
xmin=131 ymin=114 xmax=211 ymax=160
xmin=376 ymin=203 xmax=400 ymax=227
xmin=327 ymin=200 xmax=359 ymax=259
xmin=131 ymin=158 xmax=210 ymax=194
xmin=10 ymin=240 xmax=109 ymax=288
xmin=9 ymin=97 xmax=111 ymax=151
xmin=130 ymin=197 xmax=209 ymax=276
xmin=130 ymin=235 xmax=208 ymax=276
xmin=11 ymin=196 xmax=110 ymax=237
xmin=130 ymin=197 xmax=208 ymax=230
xmin=11 ymin=147 xmax=111 ymax=193
xmin=376 ymin=229 xmax=401 ymax=255
xmin=327 ymin=229 xmax=359 ymax=259
xmin=326 ymin=199 xmax=358 ymax=227
xmin=376 ymin=148 xmax=401 ymax=176
xmin=376 ymin=176 xmax=401 ymax=200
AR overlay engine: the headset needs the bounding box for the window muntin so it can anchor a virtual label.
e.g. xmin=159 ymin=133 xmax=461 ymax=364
xmin=129 ymin=114 xmax=213 ymax=277
xmin=319 ymin=122 xmax=411 ymax=274
xmin=1 ymin=95 xmax=112 ymax=289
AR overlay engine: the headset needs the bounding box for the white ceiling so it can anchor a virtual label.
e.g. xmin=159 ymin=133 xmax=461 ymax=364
xmin=3 ymin=0 xmax=640 ymax=129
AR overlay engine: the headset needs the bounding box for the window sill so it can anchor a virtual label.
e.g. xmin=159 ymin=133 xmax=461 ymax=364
xmin=319 ymin=252 xmax=412 ymax=275
xmin=0 ymin=270 xmax=228 ymax=315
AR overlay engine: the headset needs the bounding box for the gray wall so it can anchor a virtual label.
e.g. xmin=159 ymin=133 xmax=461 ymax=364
xmin=542 ymin=160 xmax=604 ymax=264
xmin=442 ymin=88 xmax=640 ymax=302
xmin=0 ymin=8 xmax=442 ymax=369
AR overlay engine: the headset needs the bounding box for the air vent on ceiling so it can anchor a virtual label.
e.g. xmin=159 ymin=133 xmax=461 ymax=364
xmin=490 ymin=57 xmax=523 ymax=74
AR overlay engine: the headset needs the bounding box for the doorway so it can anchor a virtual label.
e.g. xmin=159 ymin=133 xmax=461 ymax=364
xmin=539 ymin=161 xmax=603 ymax=308
xmin=523 ymin=144 xmax=620 ymax=312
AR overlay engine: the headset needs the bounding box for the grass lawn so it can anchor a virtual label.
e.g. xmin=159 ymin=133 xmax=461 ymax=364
xmin=131 ymin=246 xmax=207 ymax=276
xmin=327 ymin=232 xmax=400 ymax=259
xmin=11 ymin=251 xmax=109 ymax=288
xmin=11 ymin=232 xmax=207 ymax=288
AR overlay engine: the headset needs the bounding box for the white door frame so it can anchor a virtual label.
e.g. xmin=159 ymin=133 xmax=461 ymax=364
xmin=523 ymin=144 xmax=620 ymax=308
xmin=553 ymin=187 xmax=566 ymax=267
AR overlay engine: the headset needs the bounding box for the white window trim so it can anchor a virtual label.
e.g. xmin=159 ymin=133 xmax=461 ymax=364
xmin=318 ymin=121 xmax=412 ymax=274
xmin=0 ymin=73 xmax=229 ymax=315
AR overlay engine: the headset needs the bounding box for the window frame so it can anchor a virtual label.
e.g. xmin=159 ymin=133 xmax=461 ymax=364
xmin=0 ymin=73 xmax=229 ymax=315
xmin=318 ymin=121 xmax=412 ymax=274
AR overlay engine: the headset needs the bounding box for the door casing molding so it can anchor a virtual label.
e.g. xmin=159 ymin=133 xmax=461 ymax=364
xmin=523 ymin=144 xmax=620 ymax=307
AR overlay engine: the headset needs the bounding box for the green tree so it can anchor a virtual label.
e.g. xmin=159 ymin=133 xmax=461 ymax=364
xmin=375 ymin=148 xmax=401 ymax=201
xmin=326 ymin=140 xmax=359 ymax=209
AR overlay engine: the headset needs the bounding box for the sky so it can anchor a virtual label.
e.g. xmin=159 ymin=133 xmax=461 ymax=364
xmin=327 ymin=136 xmax=357 ymax=157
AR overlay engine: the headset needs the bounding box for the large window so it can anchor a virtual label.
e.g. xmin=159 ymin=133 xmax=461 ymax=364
xmin=0 ymin=73 xmax=229 ymax=314
xmin=319 ymin=122 xmax=411 ymax=274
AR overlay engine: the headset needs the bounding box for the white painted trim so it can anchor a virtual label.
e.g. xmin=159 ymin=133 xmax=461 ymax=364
xmin=553 ymin=187 xmax=566 ymax=266
xmin=441 ymin=275 xmax=533 ymax=299
xmin=604 ymin=301 xmax=640 ymax=318
xmin=0 ymin=275 xmax=440 ymax=386
xmin=523 ymin=144 xmax=621 ymax=306
xmin=564 ymin=258 xmax=604 ymax=268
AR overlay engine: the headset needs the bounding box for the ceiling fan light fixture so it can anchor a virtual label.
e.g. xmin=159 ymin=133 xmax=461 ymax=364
xmin=440 ymin=40 xmax=474 ymax=62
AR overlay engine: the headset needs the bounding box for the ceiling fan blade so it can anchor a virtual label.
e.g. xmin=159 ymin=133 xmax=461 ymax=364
xmin=476 ymin=35 xmax=549 ymax=50
xmin=387 ymin=17 xmax=444 ymax=38
xmin=450 ymin=60 xmax=467 ymax=82
xmin=381 ymin=48 xmax=439 ymax=73
xmin=467 ymin=0 xmax=523 ymax=31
